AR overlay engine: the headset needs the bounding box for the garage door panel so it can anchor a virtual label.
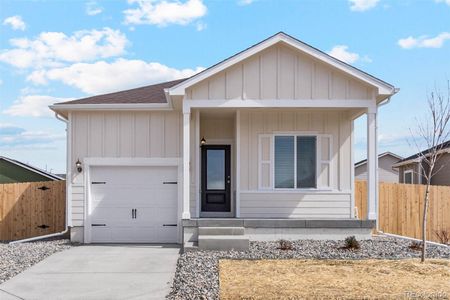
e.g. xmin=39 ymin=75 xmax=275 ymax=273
xmin=156 ymin=227 xmax=178 ymax=243
xmin=92 ymin=166 xmax=177 ymax=186
xmin=111 ymin=226 xmax=140 ymax=243
xmin=89 ymin=165 xmax=178 ymax=243
xmin=134 ymin=208 xmax=177 ymax=226
xmin=92 ymin=208 xmax=135 ymax=225
xmin=91 ymin=227 xmax=111 ymax=242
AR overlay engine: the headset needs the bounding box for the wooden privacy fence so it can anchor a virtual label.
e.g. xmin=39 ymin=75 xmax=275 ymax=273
xmin=355 ymin=181 xmax=450 ymax=243
xmin=0 ymin=181 xmax=65 ymax=241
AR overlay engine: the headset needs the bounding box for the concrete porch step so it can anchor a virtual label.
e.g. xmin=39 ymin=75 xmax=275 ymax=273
xmin=183 ymin=241 xmax=199 ymax=252
xmin=198 ymin=235 xmax=249 ymax=251
xmin=198 ymin=226 xmax=245 ymax=236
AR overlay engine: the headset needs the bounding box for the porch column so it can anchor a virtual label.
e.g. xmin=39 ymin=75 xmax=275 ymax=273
xmin=366 ymin=109 xmax=377 ymax=220
xmin=182 ymin=110 xmax=191 ymax=219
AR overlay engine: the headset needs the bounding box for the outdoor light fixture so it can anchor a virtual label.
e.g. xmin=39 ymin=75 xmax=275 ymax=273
xmin=200 ymin=137 xmax=206 ymax=145
xmin=75 ymin=159 xmax=82 ymax=173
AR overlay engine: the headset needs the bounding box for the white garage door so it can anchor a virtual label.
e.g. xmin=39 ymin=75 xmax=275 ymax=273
xmin=89 ymin=166 xmax=178 ymax=243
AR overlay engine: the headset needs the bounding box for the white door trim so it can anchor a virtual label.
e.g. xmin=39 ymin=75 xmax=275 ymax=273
xmin=83 ymin=157 xmax=182 ymax=244
xmin=199 ymin=139 xmax=235 ymax=218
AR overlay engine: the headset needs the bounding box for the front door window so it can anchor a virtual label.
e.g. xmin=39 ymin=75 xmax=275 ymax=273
xmin=201 ymin=145 xmax=231 ymax=212
xmin=206 ymin=150 xmax=225 ymax=190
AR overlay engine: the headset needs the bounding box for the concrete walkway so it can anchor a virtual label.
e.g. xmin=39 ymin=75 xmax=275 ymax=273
xmin=0 ymin=244 xmax=180 ymax=300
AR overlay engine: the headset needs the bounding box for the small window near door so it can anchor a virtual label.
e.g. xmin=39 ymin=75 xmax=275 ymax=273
xmin=404 ymin=170 xmax=413 ymax=184
xmin=274 ymin=135 xmax=317 ymax=189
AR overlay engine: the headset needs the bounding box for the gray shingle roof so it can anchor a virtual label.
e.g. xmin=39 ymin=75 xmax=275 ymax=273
xmin=54 ymin=78 xmax=187 ymax=105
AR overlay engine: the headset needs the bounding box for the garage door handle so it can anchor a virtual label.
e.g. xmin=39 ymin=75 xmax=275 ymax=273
xmin=163 ymin=224 xmax=177 ymax=227
xmin=163 ymin=181 xmax=177 ymax=184
xmin=92 ymin=224 xmax=106 ymax=226
xmin=92 ymin=181 xmax=106 ymax=184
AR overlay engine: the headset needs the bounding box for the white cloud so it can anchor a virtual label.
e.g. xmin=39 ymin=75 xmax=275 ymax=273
xmin=0 ymin=124 xmax=64 ymax=149
xmin=3 ymin=95 xmax=73 ymax=117
xmin=435 ymin=0 xmax=450 ymax=6
xmin=349 ymin=0 xmax=379 ymax=11
xmin=124 ymin=0 xmax=207 ymax=26
xmin=398 ymin=32 xmax=450 ymax=49
xmin=328 ymin=45 xmax=370 ymax=64
xmin=86 ymin=1 xmax=103 ymax=16
xmin=238 ymin=0 xmax=255 ymax=5
xmin=0 ymin=124 xmax=26 ymax=136
xmin=0 ymin=27 xmax=128 ymax=69
xmin=28 ymin=58 xmax=203 ymax=94
xmin=196 ymin=21 xmax=207 ymax=31
xmin=3 ymin=15 xmax=26 ymax=31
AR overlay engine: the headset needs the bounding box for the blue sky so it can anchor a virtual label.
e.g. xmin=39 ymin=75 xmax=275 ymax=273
xmin=0 ymin=0 xmax=449 ymax=173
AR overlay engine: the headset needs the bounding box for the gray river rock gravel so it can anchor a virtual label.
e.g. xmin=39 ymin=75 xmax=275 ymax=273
xmin=168 ymin=236 xmax=450 ymax=300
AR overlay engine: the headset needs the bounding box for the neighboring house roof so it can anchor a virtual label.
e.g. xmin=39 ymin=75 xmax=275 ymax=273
xmin=169 ymin=32 xmax=398 ymax=100
xmin=392 ymin=140 xmax=450 ymax=167
xmin=54 ymin=79 xmax=186 ymax=106
xmin=0 ymin=156 xmax=64 ymax=182
xmin=354 ymin=152 xmax=403 ymax=168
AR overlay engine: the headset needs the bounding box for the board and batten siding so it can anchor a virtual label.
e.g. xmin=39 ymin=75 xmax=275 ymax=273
xmin=239 ymin=110 xmax=353 ymax=219
xmin=70 ymin=111 xmax=182 ymax=226
xmin=186 ymin=43 xmax=375 ymax=101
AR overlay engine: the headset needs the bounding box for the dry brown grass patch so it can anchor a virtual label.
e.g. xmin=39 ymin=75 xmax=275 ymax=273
xmin=219 ymin=259 xmax=450 ymax=299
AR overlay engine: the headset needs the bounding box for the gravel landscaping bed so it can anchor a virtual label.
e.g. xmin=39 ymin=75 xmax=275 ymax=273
xmin=167 ymin=236 xmax=450 ymax=300
xmin=0 ymin=238 xmax=72 ymax=284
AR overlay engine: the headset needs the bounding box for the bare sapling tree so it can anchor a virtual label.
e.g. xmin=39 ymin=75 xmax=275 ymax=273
xmin=410 ymin=81 xmax=450 ymax=262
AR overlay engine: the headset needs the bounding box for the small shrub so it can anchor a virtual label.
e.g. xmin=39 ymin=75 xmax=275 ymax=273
xmin=434 ymin=229 xmax=450 ymax=245
xmin=343 ymin=236 xmax=360 ymax=250
xmin=277 ymin=239 xmax=294 ymax=251
xmin=409 ymin=241 xmax=422 ymax=251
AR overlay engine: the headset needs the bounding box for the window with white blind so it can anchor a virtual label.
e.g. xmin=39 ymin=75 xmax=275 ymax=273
xmin=258 ymin=133 xmax=332 ymax=190
xmin=274 ymin=135 xmax=317 ymax=189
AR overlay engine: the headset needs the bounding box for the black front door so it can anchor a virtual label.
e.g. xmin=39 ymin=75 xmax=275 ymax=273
xmin=201 ymin=145 xmax=231 ymax=212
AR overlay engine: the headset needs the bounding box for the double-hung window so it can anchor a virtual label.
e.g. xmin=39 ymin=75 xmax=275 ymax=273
xmin=274 ymin=135 xmax=317 ymax=189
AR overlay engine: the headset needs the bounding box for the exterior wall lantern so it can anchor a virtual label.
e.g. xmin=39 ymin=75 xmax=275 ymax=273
xmin=200 ymin=137 xmax=206 ymax=146
xmin=75 ymin=159 xmax=83 ymax=173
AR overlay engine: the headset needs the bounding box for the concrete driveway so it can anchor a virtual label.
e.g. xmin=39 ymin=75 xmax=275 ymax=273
xmin=0 ymin=244 xmax=180 ymax=300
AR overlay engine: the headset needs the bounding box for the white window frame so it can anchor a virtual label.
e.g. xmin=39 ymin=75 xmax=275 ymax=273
xmin=318 ymin=134 xmax=332 ymax=189
xmin=258 ymin=134 xmax=273 ymax=190
xmin=404 ymin=169 xmax=413 ymax=184
xmin=272 ymin=132 xmax=320 ymax=191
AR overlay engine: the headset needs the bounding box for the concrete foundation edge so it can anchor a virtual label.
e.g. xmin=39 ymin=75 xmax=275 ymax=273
xmin=70 ymin=226 xmax=84 ymax=243
xmin=184 ymin=227 xmax=372 ymax=243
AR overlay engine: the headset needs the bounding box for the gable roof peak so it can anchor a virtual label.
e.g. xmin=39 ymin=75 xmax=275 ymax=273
xmin=169 ymin=32 xmax=397 ymax=98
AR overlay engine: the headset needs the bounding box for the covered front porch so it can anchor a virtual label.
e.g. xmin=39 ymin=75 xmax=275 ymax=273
xmin=180 ymin=104 xmax=379 ymax=224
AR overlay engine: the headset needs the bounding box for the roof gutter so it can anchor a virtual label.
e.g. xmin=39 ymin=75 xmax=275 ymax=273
xmin=49 ymin=103 xmax=172 ymax=111
xmin=378 ymin=88 xmax=399 ymax=108
xmin=55 ymin=112 xmax=68 ymax=123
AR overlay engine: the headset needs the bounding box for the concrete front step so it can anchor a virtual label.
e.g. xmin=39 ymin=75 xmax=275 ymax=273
xmin=198 ymin=226 xmax=245 ymax=236
xmin=198 ymin=235 xmax=249 ymax=251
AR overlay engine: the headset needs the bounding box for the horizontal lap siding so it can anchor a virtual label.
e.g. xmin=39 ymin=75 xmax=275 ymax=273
xmin=240 ymin=193 xmax=351 ymax=218
xmin=239 ymin=109 xmax=352 ymax=219
xmin=70 ymin=111 xmax=182 ymax=226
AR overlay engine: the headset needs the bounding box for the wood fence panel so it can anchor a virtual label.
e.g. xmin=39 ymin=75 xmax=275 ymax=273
xmin=355 ymin=181 xmax=450 ymax=243
xmin=0 ymin=181 xmax=66 ymax=241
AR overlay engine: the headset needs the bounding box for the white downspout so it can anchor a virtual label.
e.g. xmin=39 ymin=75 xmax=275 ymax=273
xmin=10 ymin=113 xmax=70 ymax=244
xmin=372 ymin=91 xmax=397 ymax=232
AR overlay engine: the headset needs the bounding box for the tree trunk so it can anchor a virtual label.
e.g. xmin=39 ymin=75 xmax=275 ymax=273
xmin=421 ymin=184 xmax=430 ymax=262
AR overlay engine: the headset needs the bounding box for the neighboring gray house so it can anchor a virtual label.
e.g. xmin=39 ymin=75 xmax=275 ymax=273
xmin=393 ymin=141 xmax=450 ymax=186
xmin=355 ymin=152 xmax=402 ymax=183
xmin=50 ymin=32 xmax=398 ymax=249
